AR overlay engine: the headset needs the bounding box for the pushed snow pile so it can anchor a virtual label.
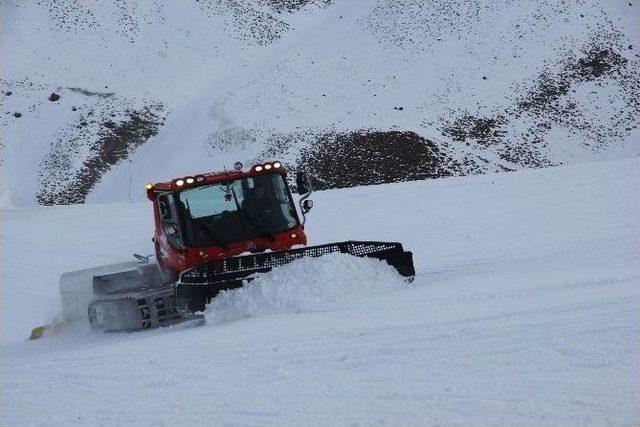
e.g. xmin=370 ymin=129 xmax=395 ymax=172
xmin=205 ymin=253 xmax=406 ymax=324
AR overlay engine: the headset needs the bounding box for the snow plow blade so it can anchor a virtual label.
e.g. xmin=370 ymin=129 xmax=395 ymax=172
xmin=29 ymin=260 xmax=160 ymax=339
xmin=177 ymin=241 xmax=414 ymax=311
xmin=30 ymin=260 xmax=204 ymax=337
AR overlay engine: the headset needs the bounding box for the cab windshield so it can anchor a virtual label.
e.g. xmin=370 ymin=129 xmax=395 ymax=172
xmin=178 ymin=173 xmax=298 ymax=246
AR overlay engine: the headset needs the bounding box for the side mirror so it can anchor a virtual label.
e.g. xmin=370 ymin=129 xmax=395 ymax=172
xmin=296 ymin=171 xmax=312 ymax=195
xmin=302 ymin=199 xmax=313 ymax=213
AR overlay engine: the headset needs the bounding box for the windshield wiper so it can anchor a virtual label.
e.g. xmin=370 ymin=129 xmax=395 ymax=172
xmin=230 ymin=188 xmax=276 ymax=242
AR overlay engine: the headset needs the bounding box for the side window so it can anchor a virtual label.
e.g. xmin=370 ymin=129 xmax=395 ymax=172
xmin=159 ymin=197 xmax=172 ymax=220
xmin=158 ymin=194 xmax=184 ymax=250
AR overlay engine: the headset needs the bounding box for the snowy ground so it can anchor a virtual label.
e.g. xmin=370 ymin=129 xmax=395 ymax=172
xmin=2 ymin=158 xmax=639 ymax=426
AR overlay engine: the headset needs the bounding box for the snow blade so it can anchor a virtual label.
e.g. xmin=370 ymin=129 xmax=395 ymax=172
xmin=177 ymin=241 xmax=414 ymax=311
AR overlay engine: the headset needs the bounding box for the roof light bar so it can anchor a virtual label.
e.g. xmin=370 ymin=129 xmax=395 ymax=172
xmin=253 ymin=161 xmax=284 ymax=172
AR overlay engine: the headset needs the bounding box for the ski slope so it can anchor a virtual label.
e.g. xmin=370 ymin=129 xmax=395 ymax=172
xmin=2 ymin=158 xmax=640 ymax=426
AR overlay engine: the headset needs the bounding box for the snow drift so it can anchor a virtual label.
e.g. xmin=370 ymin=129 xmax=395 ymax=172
xmin=206 ymin=253 xmax=407 ymax=324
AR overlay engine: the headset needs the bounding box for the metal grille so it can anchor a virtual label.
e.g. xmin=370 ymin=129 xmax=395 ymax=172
xmin=180 ymin=240 xmax=414 ymax=285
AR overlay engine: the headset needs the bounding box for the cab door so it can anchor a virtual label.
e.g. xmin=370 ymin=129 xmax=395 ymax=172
xmin=156 ymin=193 xmax=186 ymax=270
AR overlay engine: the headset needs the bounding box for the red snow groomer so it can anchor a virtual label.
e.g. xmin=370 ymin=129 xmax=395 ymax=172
xmin=36 ymin=162 xmax=414 ymax=336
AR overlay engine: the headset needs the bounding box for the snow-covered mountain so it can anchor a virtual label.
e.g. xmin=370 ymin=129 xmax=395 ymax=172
xmin=1 ymin=0 xmax=638 ymax=207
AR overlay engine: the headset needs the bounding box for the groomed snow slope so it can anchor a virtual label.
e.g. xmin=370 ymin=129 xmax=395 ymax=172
xmin=2 ymin=158 xmax=639 ymax=426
